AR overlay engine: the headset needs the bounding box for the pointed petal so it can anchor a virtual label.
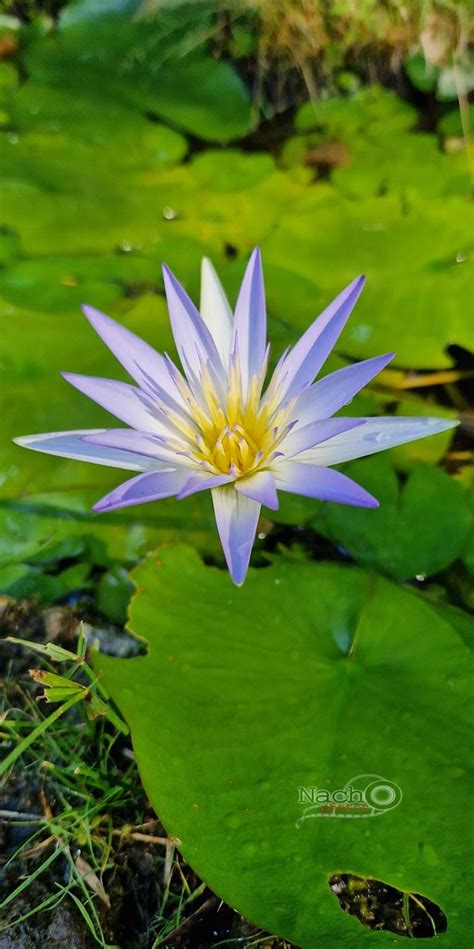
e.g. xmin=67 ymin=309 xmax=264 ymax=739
xmin=232 ymin=247 xmax=266 ymax=396
xmin=235 ymin=470 xmax=279 ymax=510
xmin=300 ymin=416 xmax=458 ymax=466
xmin=294 ymin=353 xmax=395 ymax=424
xmin=200 ymin=258 xmax=233 ymax=364
xmin=82 ymin=304 xmax=183 ymax=402
xmin=13 ymin=430 xmax=157 ymax=471
xmin=212 ymin=487 xmax=261 ymax=586
xmin=83 ymin=429 xmax=180 ymax=464
xmin=93 ymin=468 xmax=187 ymax=512
xmin=162 ymin=263 xmax=222 ymax=377
xmin=274 ymin=461 xmax=379 ymax=507
xmin=279 ymin=417 xmax=366 ymax=458
xmin=62 ymin=373 xmax=168 ymax=434
xmin=177 ymin=470 xmax=233 ymax=500
xmin=275 ymin=276 xmax=365 ymax=401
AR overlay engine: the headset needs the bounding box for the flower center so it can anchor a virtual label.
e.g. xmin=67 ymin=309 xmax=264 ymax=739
xmin=190 ymin=394 xmax=279 ymax=477
xmin=172 ymin=360 xmax=293 ymax=478
xmin=207 ymin=423 xmax=261 ymax=475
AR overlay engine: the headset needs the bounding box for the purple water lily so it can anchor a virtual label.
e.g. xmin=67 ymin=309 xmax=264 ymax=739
xmin=14 ymin=250 xmax=456 ymax=585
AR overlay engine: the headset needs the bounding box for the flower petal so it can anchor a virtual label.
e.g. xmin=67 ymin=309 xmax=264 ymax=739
xmin=279 ymin=417 xmax=366 ymax=458
xmin=200 ymin=257 xmax=233 ymax=365
xmin=177 ymin=470 xmax=233 ymax=500
xmin=13 ymin=430 xmax=157 ymax=471
xmin=275 ymin=275 xmax=365 ymax=401
xmin=82 ymin=304 xmax=183 ymax=402
xmin=299 ymin=416 xmax=458 ymax=466
xmin=294 ymin=352 xmax=395 ymax=424
xmin=235 ymin=469 xmax=279 ymax=510
xmin=273 ymin=461 xmax=379 ymax=507
xmin=162 ymin=263 xmax=223 ymax=378
xmin=212 ymin=487 xmax=261 ymax=586
xmin=93 ymin=468 xmax=187 ymax=512
xmin=82 ymin=429 xmax=180 ymax=464
xmin=62 ymin=373 xmax=168 ymax=434
xmin=232 ymin=247 xmax=267 ymax=396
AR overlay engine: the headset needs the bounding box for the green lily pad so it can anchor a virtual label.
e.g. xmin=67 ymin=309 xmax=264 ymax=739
xmin=0 ymin=132 xmax=304 ymax=257
xmin=97 ymin=564 xmax=135 ymax=624
xmin=312 ymin=455 xmax=471 ymax=580
xmin=331 ymin=133 xmax=471 ymax=200
xmin=0 ymin=558 xmax=91 ymax=602
xmin=11 ymin=81 xmax=188 ymax=162
xmin=22 ymin=3 xmax=252 ymax=142
xmin=0 ymin=491 xmax=220 ymax=570
xmin=295 ymin=86 xmax=417 ymax=136
xmin=261 ymin=188 xmax=473 ymax=367
xmin=287 ymin=86 xmax=471 ymax=201
xmin=94 ymin=546 xmax=474 ymax=947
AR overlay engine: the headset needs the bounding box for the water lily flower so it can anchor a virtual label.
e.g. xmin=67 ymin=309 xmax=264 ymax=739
xmin=14 ymin=249 xmax=456 ymax=585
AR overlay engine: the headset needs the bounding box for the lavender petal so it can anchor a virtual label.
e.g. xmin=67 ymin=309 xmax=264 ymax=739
xmin=274 ymin=461 xmax=379 ymax=507
xmin=62 ymin=373 xmax=168 ymax=434
xmin=212 ymin=487 xmax=261 ymax=585
xmin=162 ymin=263 xmax=223 ymax=378
xmin=82 ymin=305 xmax=183 ymax=402
xmin=13 ymin=430 xmax=157 ymax=471
xmin=200 ymin=258 xmax=233 ymax=364
xmin=235 ymin=469 xmax=279 ymax=510
xmin=294 ymin=352 xmax=395 ymax=423
xmin=300 ymin=416 xmax=459 ymax=466
xmin=232 ymin=247 xmax=267 ymax=395
xmin=280 ymin=417 xmax=366 ymax=458
xmin=93 ymin=468 xmax=188 ymax=512
xmin=274 ymin=276 xmax=365 ymax=401
xmin=82 ymin=428 xmax=179 ymax=463
xmin=177 ymin=471 xmax=233 ymax=500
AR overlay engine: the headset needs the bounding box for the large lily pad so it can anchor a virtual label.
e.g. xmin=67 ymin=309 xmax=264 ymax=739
xmin=290 ymin=86 xmax=471 ymax=201
xmin=261 ymin=188 xmax=473 ymax=367
xmin=311 ymin=455 xmax=471 ymax=581
xmin=21 ymin=2 xmax=252 ymax=142
xmin=294 ymin=86 xmax=417 ymax=137
xmin=94 ymin=546 xmax=474 ymax=947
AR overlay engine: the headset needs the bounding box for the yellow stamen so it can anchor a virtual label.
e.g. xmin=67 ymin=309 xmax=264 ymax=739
xmin=182 ymin=361 xmax=292 ymax=477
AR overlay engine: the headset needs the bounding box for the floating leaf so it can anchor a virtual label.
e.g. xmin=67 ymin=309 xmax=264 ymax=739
xmin=22 ymin=3 xmax=253 ymax=142
xmin=261 ymin=189 xmax=473 ymax=367
xmin=97 ymin=564 xmax=135 ymax=624
xmin=312 ymin=455 xmax=471 ymax=580
xmin=94 ymin=546 xmax=474 ymax=947
xmin=295 ymin=86 xmax=417 ymax=136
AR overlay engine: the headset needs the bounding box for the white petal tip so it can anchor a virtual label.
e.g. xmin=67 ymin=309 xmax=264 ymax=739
xmin=426 ymin=418 xmax=459 ymax=432
xmin=81 ymin=303 xmax=109 ymax=326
